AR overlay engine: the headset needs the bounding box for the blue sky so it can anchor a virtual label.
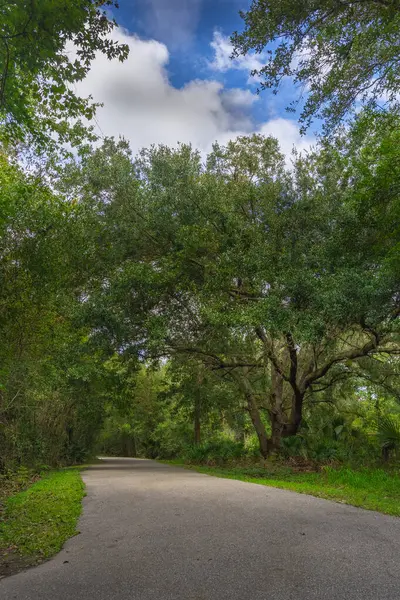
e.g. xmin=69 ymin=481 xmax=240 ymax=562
xmin=76 ymin=0 xmax=314 ymax=159
xmin=118 ymin=0 xmax=249 ymax=84
xmin=116 ymin=0 xmax=282 ymax=123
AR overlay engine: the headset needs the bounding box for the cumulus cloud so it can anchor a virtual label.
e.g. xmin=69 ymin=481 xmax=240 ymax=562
xmin=258 ymin=118 xmax=314 ymax=157
xmin=74 ymin=28 xmax=314 ymax=161
xmin=140 ymin=0 xmax=203 ymax=49
xmin=209 ymin=31 xmax=266 ymax=83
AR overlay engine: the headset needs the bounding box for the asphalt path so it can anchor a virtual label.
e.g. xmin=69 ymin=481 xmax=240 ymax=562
xmin=2 ymin=457 xmax=400 ymax=599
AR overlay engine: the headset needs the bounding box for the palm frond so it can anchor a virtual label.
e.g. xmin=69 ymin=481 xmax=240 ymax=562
xmin=377 ymin=415 xmax=400 ymax=449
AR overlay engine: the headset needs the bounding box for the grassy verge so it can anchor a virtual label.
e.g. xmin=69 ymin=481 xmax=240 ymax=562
xmin=166 ymin=460 xmax=400 ymax=517
xmin=0 ymin=468 xmax=85 ymax=577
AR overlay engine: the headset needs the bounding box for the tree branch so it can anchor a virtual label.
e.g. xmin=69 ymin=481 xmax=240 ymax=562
xmin=255 ymin=326 xmax=290 ymax=382
xmin=303 ymin=338 xmax=379 ymax=389
xmin=285 ymin=332 xmax=298 ymax=388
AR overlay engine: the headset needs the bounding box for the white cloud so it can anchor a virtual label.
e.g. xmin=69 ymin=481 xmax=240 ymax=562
xmin=209 ymin=31 xmax=266 ymax=83
xmin=74 ymin=28 xmax=314 ymax=162
xmin=141 ymin=0 xmax=202 ymax=49
xmin=259 ymin=118 xmax=314 ymax=157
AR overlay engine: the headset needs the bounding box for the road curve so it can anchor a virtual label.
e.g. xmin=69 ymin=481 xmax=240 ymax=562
xmin=1 ymin=458 xmax=400 ymax=599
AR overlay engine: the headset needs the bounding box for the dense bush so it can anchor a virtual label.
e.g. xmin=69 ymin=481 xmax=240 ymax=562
xmin=184 ymin=439 xmax=245 ymax=465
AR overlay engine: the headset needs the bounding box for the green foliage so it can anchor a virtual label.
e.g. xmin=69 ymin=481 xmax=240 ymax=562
xmin=0 ymin=466 xmax=39 ymax=505
xmin=279 ymin=403 xmax=379 ymax=463
xmin=0 ymin=0 xmax=399 ymax=473
xmin=244 ymin=434 xmax=263 ymax=458
xmin=173 ymin=463 xmax=400 ymax=517
xmin=184 ymin=440 xmax=245 ymax=465
xmin=97 ymin=358 xmax=250 ymax=460
xmin=0 ymin=151 xmax=116 ymax=471
xmin=1 ymin=124 xmax=399 ymax=468
xmin=377 ymin=415 xmax=400 ymax=455
xmin=0 ymin=469 xmax=85 ymax=559
xmin=97 ymin=366 xmax=167 ymax=458
xmin=68 ymin=127 xmax=400 ymax=457
xmin=232 ymin=1 xmax=400 ymax=132
xmin=152 ymin=420 xmax=194 ymax=459
xmin=0 ymin=1 xmax=128 ymax=148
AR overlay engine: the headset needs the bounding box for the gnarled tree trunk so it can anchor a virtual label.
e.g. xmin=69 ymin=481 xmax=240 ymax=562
xmin=268 ymin=366 xmax=305 ymax=450
xmin=269 ymin=368 xmax=285 ymax=451
xmin=282 ymin=389 xmax=305 ymax=438
xmin=234 ymin=370 xmax=270 ymax=458
xmin=246 ymin=392 xmax=269 ymax=458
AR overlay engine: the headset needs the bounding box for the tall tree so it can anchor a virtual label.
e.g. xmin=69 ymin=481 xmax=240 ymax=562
xmin=0 ymin=151 xmax=114 ymax=469
xmin=232 ymin=1 xmax=400 ymax=132
xmin=0 ymin=0 xmax=128 ymax=148
xmin=60 ymin=131 xmax=400 ymax=457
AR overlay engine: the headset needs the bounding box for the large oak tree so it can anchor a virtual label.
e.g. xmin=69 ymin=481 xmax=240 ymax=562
xmin=63 ymin=127 xmax=400 ymax=456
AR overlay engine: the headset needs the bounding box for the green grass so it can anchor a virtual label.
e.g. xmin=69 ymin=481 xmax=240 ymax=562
xmin=166 ymin=461 xmax=400 ymax=517
xmin=0 ymin=469 xmax=85 ymax=560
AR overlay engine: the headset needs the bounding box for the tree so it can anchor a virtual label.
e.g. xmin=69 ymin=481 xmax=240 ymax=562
xmin=0 ymin=1 xmax=128 ymax=148
xmin=166 ymin=357 xmax=244 ymax=448
xmin=60 ymin=131 xmax=399 ymax=458
xmin=0 ymin=151 xmax=116 ymax=469
xmin=232 ymin=1 xmax=400 ymax=132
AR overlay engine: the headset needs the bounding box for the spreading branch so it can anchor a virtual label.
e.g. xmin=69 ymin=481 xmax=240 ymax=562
xmin=255 ymin=326 xmax=290 ymax=382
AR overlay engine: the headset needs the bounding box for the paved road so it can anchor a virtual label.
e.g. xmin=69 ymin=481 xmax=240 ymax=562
xmin=2 ymin=458 xmax=400 ymax=599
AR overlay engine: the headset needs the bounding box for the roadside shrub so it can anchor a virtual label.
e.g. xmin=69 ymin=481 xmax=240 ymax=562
xmin=280 ymin=435 xmax=307 ymax=459
xmin=184 ymin=439 xmax=244 ymax=465
xmin=244 ymin=434 xmax=262 ymax=458
xmin=152 ymin=421 xmax=193 ymax=459
xmin=277 ymin=427 xmax=379 ymax=465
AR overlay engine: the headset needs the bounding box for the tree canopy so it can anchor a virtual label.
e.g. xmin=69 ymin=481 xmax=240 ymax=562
xmin=0 ymin=0 xmax=399 ymax=470
xmin=56 ymin=125 xmax=400 ymax=457
xmin=0 ymin=0 xmax=128 ymax=148
xmin=232 ymin=0 xmax=400 ymax=132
